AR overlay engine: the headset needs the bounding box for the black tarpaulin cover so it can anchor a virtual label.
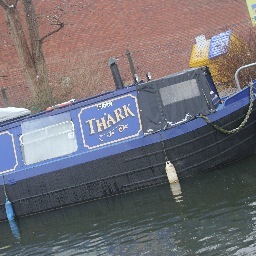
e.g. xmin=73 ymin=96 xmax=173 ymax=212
xmin=137 ymin=67 xmax=217 ymax=134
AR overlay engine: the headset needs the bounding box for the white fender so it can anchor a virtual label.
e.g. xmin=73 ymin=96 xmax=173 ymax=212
xmin=165 ymin=161 xmax=179 ymax=184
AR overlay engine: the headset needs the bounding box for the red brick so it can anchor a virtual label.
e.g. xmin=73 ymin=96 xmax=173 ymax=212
xmin=0 ymin=0 xmax=251 ymax=105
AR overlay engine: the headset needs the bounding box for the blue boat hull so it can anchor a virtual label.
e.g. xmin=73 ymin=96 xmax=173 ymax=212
xmin=0 ymin=101 xmax=255 ymax=220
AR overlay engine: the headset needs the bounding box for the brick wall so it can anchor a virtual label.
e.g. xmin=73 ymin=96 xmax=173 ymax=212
xmin=0 ymin=0 xmax=250 ymax=106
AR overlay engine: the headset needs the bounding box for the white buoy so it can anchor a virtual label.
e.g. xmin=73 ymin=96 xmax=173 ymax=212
xmin=165 ymin=161 xmax=179 ymax=184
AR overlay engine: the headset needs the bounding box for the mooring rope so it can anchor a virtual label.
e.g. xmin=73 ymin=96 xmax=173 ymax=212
xmin=2 ymin=174 xmax=7 ymax=198
xmin=196 ymin=83 xmax=255 ymax=134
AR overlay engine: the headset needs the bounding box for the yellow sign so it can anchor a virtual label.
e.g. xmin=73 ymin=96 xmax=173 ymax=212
xmin=189 ymin=40 xmax=210 ymax=68
xmin=246 ymin=0 xmax=256 ymax=26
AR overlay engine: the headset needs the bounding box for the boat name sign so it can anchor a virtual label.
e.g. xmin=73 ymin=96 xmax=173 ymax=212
xmin=78 ymin=92 xmax=143 ymax=149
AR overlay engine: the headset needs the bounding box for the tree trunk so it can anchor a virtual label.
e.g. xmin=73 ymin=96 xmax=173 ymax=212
xmin=22 ymin=0 xmax=53 ymax=106
xmin=4 ymin=1 xmax=37 ymax=98
xmin=1 ymin=0 xmax=54 ymax=110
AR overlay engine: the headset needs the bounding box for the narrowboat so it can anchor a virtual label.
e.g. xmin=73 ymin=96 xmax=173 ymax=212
xmin=0 ymin=61 xmax=256 ymax=220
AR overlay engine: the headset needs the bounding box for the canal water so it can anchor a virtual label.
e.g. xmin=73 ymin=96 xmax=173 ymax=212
xmin=0 ymin=155 xmax=256 ymax=256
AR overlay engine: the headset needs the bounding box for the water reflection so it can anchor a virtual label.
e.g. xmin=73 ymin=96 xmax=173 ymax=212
xmin=170 ymin=181 xmax=183 ymax=202
xmin=8 ymin=219 xmax=20 ymax=241
xmin=0 ymin=155 xmax=256 ymax=255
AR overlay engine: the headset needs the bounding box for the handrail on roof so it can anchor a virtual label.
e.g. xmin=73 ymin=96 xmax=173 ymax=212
xmin=235 ymin=62 xmax=256 ymax=91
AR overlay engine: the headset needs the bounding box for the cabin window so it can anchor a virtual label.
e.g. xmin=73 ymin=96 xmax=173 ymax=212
xmin=20 ymin=113 xmax=78 ymax=165
xmin=159 ymin=79 xmax=200 ymax=106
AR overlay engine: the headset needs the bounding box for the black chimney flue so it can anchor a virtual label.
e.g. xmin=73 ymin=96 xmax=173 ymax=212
xmin=108 ymin=58 xmax=124 ymax=90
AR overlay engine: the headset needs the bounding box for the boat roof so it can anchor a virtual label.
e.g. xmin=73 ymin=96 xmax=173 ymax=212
xmin=0 ymin=107 xmax=31 ymax=122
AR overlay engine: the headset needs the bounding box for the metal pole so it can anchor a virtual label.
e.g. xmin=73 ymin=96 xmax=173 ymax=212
xmin=108 ymin=58 xmax=124 ymax=90
xmin=126 ymin=49 xmax=137 ymax=81
xmin=1 ymin=87 xmax=10 ymax=107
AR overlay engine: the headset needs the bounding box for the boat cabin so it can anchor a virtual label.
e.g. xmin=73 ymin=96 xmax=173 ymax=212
xmin=0 ymin=67 xmax=220 ymax=176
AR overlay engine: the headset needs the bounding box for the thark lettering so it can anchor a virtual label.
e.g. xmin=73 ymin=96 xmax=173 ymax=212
xmin=85 ymin=104 xmax=135 ymax=135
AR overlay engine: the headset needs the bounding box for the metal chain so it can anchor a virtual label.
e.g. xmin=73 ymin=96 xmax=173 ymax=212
xmin=197 ymin=83 xmax=254 ymax=134
xmin=159 ymin=133 xmax=169 ymax=161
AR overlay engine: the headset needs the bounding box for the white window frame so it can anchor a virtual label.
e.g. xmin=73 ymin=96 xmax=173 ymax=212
xmin=20 ymin=119 xmax=78 ymax=165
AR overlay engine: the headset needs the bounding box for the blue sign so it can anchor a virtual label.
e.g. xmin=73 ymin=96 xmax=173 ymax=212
xmin=252 ymin=4 xmax=256 ymax=20
xmin=78 ymin=92 xmax=142 ymax=149
xmin=0 ymin=132 xmax=18 ymax=173
xmin=208 ymin=30 xmax=231 ymax=59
